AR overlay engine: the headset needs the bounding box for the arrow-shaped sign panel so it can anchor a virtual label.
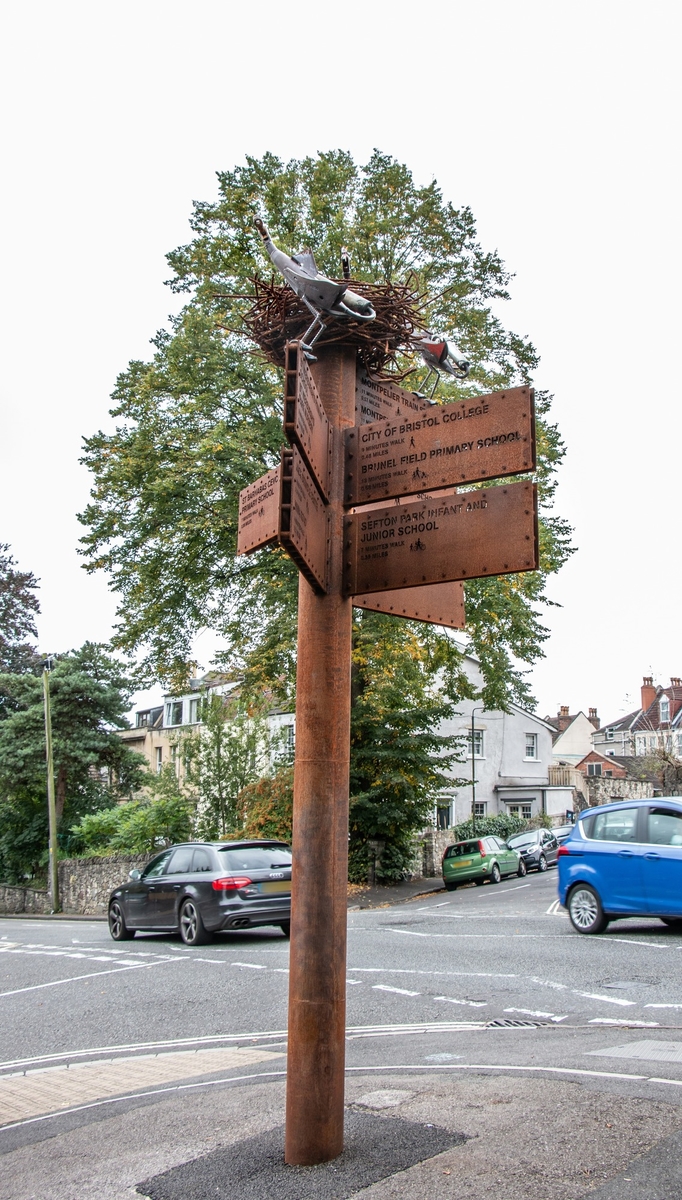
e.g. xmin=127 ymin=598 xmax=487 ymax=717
xmin=353 ymin=581 xmax=465 ymax=629
xmin=343 ymin=481 xmax=538 ymax=596
xmin=284 ymin=342 xmax=332 ymax=502
xmin=237 ymin=465 xmax=281 ymax=555
xmin=344 ymin=386 xmax=535 ymax=506
xmin=355 ymin=368 xmax=433 ymax=425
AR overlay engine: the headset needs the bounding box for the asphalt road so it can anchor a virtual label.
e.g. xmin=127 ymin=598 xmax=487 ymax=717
xmin=5 ymin=867 xmax=682 ymax=1197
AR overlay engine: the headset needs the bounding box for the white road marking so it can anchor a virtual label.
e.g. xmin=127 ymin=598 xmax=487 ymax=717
xmin=385 ymin=929 xmax=570 ymax=939
xmin=574 ymin=991 xmax=636 ymax=1007
xmin=0 ymin=957 xmax=184 ymax=998
xmin=372 ymin=985 xmax=421 ymax=997
xmin=504 ymin=1008 xmax=567 ymax=1022
xmin=230 ymin=962 xmax=267 ymax=969
xmin=590 ymin=1019 xmax=660 ymax=1027
xmin=645 ymin=1003 xmax=682 ymax=1009
xmin=433 ymin=995 xmax=487 ymax=1008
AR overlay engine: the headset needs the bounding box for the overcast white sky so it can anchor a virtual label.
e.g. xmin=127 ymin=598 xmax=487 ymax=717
xmin=1 ymin=0 xmax=679 ymax=725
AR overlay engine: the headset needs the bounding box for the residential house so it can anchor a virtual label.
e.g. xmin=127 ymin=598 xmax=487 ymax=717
xmin=119 ymin=673 xmax=295 ymax=784
xmin=593 ymin=676 xmax=682 ymax=759
xmin=434 ymin=654 xmax=575 ymax=829
xmin=544 ymin=705 xmax=600 ymax=766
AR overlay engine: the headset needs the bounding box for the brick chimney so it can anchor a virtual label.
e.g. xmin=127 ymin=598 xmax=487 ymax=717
xmin=641 ymin=676 xmax=656 ymax=712
xmin=672 ymin=677 xmax=681 ymax=688
xmin=558 ymin=705 xmax=569 ymax=717
xmin=588 ymin=707 xmax=599 ymax=728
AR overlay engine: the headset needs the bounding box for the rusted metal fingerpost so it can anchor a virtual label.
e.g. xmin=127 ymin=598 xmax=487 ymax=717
xmin=284 ymin=346 xmax=355 ymax=1165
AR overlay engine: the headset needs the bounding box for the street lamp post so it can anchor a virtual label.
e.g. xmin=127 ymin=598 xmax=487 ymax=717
xmin=42 ymin=657 xmax=60 ymax=913
xmin=470 ymin=706 xmax=485 ymax=837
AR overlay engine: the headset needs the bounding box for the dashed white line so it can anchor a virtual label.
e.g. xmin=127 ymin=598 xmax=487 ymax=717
xmin=372 ymin=985 xmax=421 ymax=997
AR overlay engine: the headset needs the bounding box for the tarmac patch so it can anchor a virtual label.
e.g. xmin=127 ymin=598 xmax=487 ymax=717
xmin=136 ymin=1112 xmax=466 ymax=1199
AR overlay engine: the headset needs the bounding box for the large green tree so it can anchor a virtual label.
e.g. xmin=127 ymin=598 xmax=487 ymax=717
xmin=79 ymin=150 xmax=572 ymax=712
xmin=0 ymin=643 xmax=146 ymax=882
xmin=0 ymin=543 xmax=41 ymax=677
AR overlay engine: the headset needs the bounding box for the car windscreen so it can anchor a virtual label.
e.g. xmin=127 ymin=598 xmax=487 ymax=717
xmin=507 ymin=832 xmax=538 ymax=848
xmin=445 ymin=841 xmax=480 ymax=858
xmin=218 ymin=846 xmax=292 ymax=871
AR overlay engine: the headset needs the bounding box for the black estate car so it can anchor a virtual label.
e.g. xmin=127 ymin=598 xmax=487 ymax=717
xmin=108 ymin=840 xmax=292 ymax=945
xmin=507 ymin=827 xmax=559 ymax=872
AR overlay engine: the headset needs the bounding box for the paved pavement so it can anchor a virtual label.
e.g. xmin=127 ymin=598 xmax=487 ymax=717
xmin=3 ymin=867 xmax=682 ymax=1196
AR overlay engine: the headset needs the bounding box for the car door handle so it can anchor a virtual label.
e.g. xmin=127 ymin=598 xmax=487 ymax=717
xmin=148 ymin=886 xmax=156 ymax=892
xmin=618 ymin=850 xmax=634 ymax=858
xmin=644 ymin=852 xmax=661 ymax=860
xmin=173 ymin=884 xmax=181 ymax=890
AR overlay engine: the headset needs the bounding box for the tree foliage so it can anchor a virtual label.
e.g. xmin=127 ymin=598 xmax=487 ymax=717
xmin=79 ymin=150 xmax=572 ymax=711
xmin=0 ymin=543 xmax=41 ymax=676
xmin=0 ymin=643 xmax=146 ymax=881
xmin=69 ymin=765 xmax=193 ymax=856
xmin=349 ymin=611 xmax=466 ymax=881
xmin=180 ymin=692 xmax=274 ymax=839
xmin=239 ymin=766 xmax=294 ymax=843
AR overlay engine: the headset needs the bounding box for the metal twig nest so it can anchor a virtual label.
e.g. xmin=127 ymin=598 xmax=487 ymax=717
xmin=227 ymin=276 xmax=429 ymax=377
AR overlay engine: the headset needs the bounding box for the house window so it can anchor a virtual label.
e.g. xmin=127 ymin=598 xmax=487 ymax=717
xmin=188 ymin=698 xmax=200 ymax=724
xmin=606 ymin=728 xmax=615 ymax=741
xmin=171 ymin=745 xmax=179 ymax=776
xmin=284 ymin=724 xmax=295 ymax=751
xmin=155 ymin=747 xmax=163 ymax=774
xmin=660 ymin=697 xmax=670 ymax=724
xmin=587 ymin=762 xmax=602 ymax=776
xmin=436 ymin=802 xmax=452 ymax=830
xmin=524 ymin=733 xmax=538 ymax=760
xmin=605 ymin=770 xmax=613 ymax=778
xmin=473 ymin=802 xmax=486 ymax=818
xmin=165 ymin=701 xmax=183 ymax=726
xmin=508 ymin=802 xmax=533 ymax=819
xmin=136 ymin=711 xmax=149 ymax=728
xmin=467 ymin=730 xmax=484 ymax=758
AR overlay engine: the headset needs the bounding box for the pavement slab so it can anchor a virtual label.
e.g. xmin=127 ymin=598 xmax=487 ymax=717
xmin=136 ymin=1112 xmax=465 ymax=1200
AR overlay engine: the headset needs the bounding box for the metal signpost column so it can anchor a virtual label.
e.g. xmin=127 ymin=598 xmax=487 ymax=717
xmin=42 ymin=661 xmax=60 ymax=913
xmin=237 ymin=260 xmax=539 ymax=1165
xmin=284 ymin=346 xmax=355 ymax=1165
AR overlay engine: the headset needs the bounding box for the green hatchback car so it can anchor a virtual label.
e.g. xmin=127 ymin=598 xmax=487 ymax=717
xmin=442 ymin=836 xmax=527 ymax=890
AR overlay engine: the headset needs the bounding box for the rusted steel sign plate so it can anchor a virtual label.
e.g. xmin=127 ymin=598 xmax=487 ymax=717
xmin=237 ymin=465 xmax=281 ymax=555
xmin=355 ymin=368 xmax=433 ymax=425
xmin=353 ymin=581 xmax=465 ymax=629
xmin=345 ymin=387 xmax=535 ymax=506
xmin=343 ymin=481 xmax=538 ymax=596
xmin=280 ymin=448 xmax=329 ymax=593
xmin=284 ymin=342 xmax=332 ymax=501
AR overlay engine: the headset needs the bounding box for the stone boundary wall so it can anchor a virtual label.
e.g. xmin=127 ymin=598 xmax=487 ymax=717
xmin=0 ymin=855 xmax=148 ymax=916
xmin=583 ymin=778 xmax=654 ymax=807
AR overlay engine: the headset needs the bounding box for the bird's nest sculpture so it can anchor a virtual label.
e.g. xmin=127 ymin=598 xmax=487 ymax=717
xmin=222 ymin=275 xmax=429 ymax=378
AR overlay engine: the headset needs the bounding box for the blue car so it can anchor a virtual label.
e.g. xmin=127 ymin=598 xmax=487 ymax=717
xmin=558 ymin=798 xmax=682 ymax=934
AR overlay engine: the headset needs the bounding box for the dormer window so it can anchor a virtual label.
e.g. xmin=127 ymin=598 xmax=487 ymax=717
xmin=660 ymin=696 xmax=670 ymax=725
xmin=605 ymin=728 xmax=615 ymax=741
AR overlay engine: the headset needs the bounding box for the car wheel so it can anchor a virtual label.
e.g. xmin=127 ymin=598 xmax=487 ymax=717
xmin=179 ymin=899 xmax=212 ymax=946
xmin=661 ymin=918 xmax=682 ymax=930
xmin=490 ymin=863 xmax=501 ymax=885
xmin=568 ymin=884 xmax=609 ymax=934
xmin=280 ymin=922 xmax=291 ymax=938
xmin=538 ymin=854 xmax=548 ymax=872
xmin=444 ymin=881 xmax=458 ymax=891
xmin=108 ymin=900 xmax=135 ymax=941
xmin=517 ymin=858 xmax=527 ymax=878
xmin=474 ymin=879 xmax=484 ymax=886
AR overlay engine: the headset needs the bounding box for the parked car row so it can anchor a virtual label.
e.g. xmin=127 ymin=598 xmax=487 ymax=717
xmin=441 ymin=825 xmax=566 ymax=890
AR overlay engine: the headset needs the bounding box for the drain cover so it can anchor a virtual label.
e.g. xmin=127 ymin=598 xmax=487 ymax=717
xmin=487 ymin=1018 xmax=552 ymax=1028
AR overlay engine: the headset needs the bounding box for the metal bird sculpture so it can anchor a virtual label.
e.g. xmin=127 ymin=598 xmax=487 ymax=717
xmin=254 ymin=219 xmax=375 ymax=360
xmin=417 ymin=333 xmax=470 ymax=397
